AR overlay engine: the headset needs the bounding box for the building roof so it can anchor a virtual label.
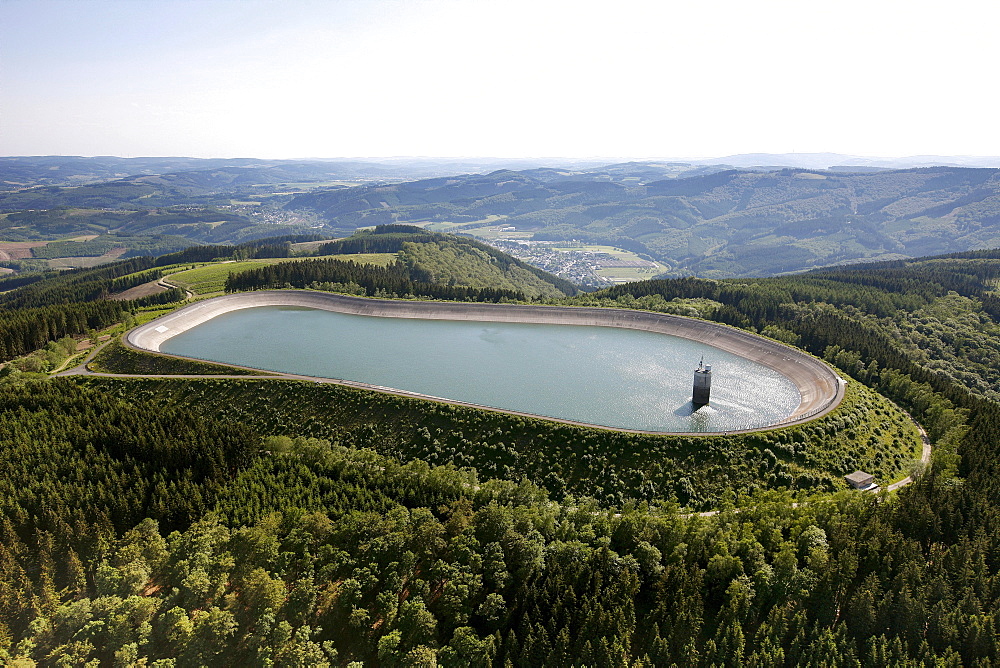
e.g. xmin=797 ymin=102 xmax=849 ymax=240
xmin=845 ymin=470 xmax=874 ymax=486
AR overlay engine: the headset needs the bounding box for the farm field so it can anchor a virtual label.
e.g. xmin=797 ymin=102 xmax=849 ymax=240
xmin=290 ymin=239 xmax=339 ymax=253
xmin=463 ymin=221 xmax=532 ymax=240
xmin=564 ymin=243 xmax=668 ymax=265
xmin=325 ymin=252 xmax=397 ymax=266
xmin=166 ymin=253 xmax=397 ymax=294
xmin=1 ymin=232 xmax=195 ymax=270
xmin=46 ymin=247 xmax=130 ymax=270
xmin=1 ymin=236 xmax=129 ymax=270
xmin=422 ymin=215 xmax=508 ymax=234
xmin=553 ymin=243 xmax=669 ymax=282
xmin=165 ymin=260 xmax=297 ymax=295
xmin=0 ymin=240 xmax=49 ymax=261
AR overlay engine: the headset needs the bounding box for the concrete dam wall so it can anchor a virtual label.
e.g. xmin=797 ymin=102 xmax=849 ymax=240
xmin=127 ymin=290 xmax=845 ymax=428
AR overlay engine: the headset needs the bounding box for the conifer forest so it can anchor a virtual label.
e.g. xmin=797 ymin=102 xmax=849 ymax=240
xmin=2 ymin=231 xmax=1000 ymax=666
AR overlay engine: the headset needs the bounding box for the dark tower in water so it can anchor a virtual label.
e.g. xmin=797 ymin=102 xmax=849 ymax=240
xmin=693 ymin=357 xmax=712 ymax=406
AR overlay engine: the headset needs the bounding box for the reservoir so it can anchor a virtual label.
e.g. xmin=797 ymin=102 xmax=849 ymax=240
xmin=159 ymin=305 xmax=802 ymax=432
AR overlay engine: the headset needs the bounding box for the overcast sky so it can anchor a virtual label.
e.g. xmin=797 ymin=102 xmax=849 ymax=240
xmin=1 ymin=0 xmax=997 ymax=160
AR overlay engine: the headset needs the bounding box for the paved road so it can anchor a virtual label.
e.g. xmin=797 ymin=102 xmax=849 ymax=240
xmin=159 ymin=276 xmax=196 ymax=300
xmin=886 ymin=419 xmax=932 ymax=492
xmin=55 ymin=338 xmax=114 ymax=375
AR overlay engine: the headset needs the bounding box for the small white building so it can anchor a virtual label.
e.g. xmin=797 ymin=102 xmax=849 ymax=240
xmin=845 ymin=470 xmax=876 ymax=490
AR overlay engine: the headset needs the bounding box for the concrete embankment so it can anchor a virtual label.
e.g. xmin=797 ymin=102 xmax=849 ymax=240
xmin=127 ymin=290 xmax=845 ymax=427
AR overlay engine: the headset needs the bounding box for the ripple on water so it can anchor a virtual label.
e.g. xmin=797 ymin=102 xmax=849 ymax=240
xmin=160 ymin=306 xmax=801 ymax=432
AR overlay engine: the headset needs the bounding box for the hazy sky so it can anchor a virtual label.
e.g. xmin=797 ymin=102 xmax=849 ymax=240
xmin=1 ymin=0 xmax=997 ymax=159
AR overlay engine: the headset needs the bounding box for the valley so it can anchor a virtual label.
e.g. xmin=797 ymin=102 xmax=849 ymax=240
xmin=6 ymin=157 xmax=1000 ymax=285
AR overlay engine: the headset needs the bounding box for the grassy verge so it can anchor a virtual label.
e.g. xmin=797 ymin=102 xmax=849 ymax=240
xmin=89 ymin=338 xmax=270 ymax=376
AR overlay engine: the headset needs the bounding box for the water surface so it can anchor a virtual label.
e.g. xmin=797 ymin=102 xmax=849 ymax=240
xmin=161 ymin=306 xmax=800 ymax=432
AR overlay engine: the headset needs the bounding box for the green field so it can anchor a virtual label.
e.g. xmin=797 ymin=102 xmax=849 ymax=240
xmin=290 ymin=239 xmax=339 ymax=253
xmin=423 ymin=215 xmax=507 ymax=234
xmin=325 ymin=252 xmax=396 ymax=266
xmin=165 ymin=260 xmax=290 ymax=294
xmin=419 ymin=221 xmax=468 ymax=232
xmin=166 ymin=254 xmax=397 ymax=295
xmin=595 ymin=265 xmax=668 ymax=282
xmin=465 ymin=223 xmax=532 ymax=240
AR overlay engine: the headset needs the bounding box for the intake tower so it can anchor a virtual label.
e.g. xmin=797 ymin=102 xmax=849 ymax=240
xmin=693 ymin=357 xmax=712 ymax=406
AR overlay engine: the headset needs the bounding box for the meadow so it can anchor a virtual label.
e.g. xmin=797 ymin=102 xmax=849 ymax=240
xmin=165 ymin=253 xmax=396 ymax=294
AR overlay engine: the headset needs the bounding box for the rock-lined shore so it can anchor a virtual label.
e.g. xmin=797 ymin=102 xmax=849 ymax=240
xmin=127 ymin=290 xmax=845 ymax=427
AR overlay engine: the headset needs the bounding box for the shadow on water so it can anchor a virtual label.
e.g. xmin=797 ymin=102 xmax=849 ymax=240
xmin=674 ymin=401 xmax=703 ymax=417
xmin=674 ymin=401 xmax=717 ymax=432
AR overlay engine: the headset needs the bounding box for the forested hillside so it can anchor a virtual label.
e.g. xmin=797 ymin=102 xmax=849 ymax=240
xmin=314 ymin=225 xmax=579 ymax=297
xmin=0 ymin=158 xmax=351 ymax=260
xmin=576 ymin=249 xmax=1000 ymax=411
xmin=288 ymin=166 xmax=1000 ymax=277
xmin=0 ymin=258 xmax=180 ymax=362
xmin=0 ymin=157 xmax=610 ymax=258
xmin=226 ymin=226 xmax=578 ymax=300
xmin=3 ymin=243 xmax=1000 ymax=664
xmin=0 ymin=205 xmax=315 ymax=250
xmin=0 ymin=156 xmax=579 ymax=194
xmin=9 ymin=157 xmax=1000 ymax=279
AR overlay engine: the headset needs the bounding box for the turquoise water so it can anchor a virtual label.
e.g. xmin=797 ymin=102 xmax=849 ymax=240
xmin=160 ymin=306 xmax=801 ymax=432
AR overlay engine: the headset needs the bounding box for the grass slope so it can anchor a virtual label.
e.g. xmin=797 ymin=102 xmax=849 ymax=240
xmin=89 ymin=338 xmax=267 ymax=376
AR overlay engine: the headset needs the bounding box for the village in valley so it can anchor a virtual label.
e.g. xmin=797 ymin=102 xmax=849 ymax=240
xmin=477 ymin=230 xmax=668 ymax=288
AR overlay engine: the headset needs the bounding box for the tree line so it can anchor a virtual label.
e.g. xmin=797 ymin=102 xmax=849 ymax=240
xmin=0 ymin=258 xmax=188 ymax=364
xmin=0 ymin=257 xmax=160 ymax=309
xmin=225 ymin=257 xmax=527 ymax=303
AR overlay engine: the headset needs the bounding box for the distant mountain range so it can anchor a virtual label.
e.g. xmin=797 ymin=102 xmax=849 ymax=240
xmin=4 ymin=156 xmax=1000 ymax=277
xmin=0 ymin=156 xmax=464 ymax=194
xmin=288 ymin=165 xmax=1000 ymax=277
xmin=685 ymin=153 xmax=1000 ymax=170
xmin=5 ymin=153 xmax=1000 ymax=191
